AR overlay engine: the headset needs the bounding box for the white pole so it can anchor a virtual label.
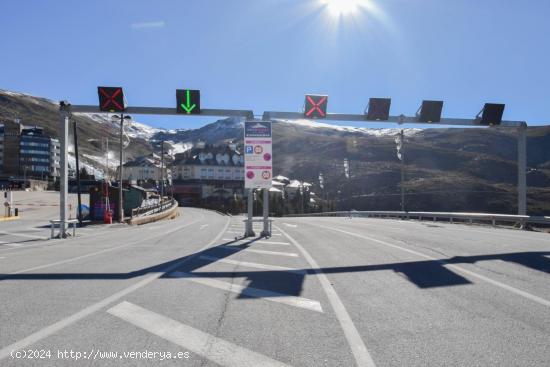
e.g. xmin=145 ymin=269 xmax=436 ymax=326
xmin=59 ymin=110 xmax=69 ymax=238
xmin=245 ymin=188 xmax=255 ymax=237
xmin=261 ymin=188 xmax=270 ymax=237
xmin=517 ymin=124 xmax=527 ymax=216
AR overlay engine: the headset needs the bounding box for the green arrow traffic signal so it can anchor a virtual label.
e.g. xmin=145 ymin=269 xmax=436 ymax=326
xmin=176 ymin=89 xmax=201 ymax=115
xmin=181 ymin=90 xmax=196 ymax=113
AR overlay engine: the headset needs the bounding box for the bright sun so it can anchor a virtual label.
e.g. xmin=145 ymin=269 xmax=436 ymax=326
xmin=322 ymin=0 xmax=361 ymax=16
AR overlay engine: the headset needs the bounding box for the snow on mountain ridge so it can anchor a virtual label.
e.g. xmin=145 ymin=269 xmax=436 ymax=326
xmin=77 ymin=113 xmax=164 ymax=140
xmin=278 ymin=119 xmax=422 ymax=137
xmin=0 ymin=89 xmax=58 ymax=106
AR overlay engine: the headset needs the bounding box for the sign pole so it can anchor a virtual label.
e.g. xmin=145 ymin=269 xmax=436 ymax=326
xmin=245 ymin=188 xmax=255 ymax=237
xmin=261 ymin=188 xmax=270 ymax=237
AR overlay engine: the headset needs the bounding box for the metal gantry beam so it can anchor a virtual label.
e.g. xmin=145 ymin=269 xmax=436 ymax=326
xmin=262 ymin=111 xmax=526 ymax=128
xmin=68 ymin=105 xmax=254 ymax=119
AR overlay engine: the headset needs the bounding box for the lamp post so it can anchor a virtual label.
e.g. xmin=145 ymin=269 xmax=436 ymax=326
xmin=111 ymin=114 xmax=132 ymax=223
xmin=395 ymin=129 xmax=405 ymax=212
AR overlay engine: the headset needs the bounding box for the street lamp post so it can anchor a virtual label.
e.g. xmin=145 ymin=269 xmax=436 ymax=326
xmin=112 ymin=114 xmax=131 ymax=223
xmin=395 ymin=129 xmax=405 ymax=212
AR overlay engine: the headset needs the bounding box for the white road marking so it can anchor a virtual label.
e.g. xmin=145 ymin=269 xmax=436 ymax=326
xmin=319 ymin=224 xmax=550 ymax=308
xmin=253 ymin=240 xmax=291 ymax=246
xmin=199 ymin=255 xmax=306 ymax=274
xmin=221 ymin=239 xmax=291 ymax=246
xmin=108 ymin=301 xmax=292 ymax=367
xmin=0 ymin=216 xmax=230 ymax=361
xmin=0 ymin=256 xmax=5 ymax=259
xmin=276 ymin=225 xmax=377 ymax=367
xmin=7 ymin=217 xmax=207 ymax=275
xmin=226 ymin=230 xmax=243 ymax=234
xmin=200 ymin=224 xmax=209 ymax=230
xmin=0 ymin=231 xmax=45 ymax=240
xmin=170 ymin=272 xmax=322 ymax=312
xmin=283 ymin=223 xmax=298 ymax=228
xmin=219 ymin=246 xmax=299 ymax=257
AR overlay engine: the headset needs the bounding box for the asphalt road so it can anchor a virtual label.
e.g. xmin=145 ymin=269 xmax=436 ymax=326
xmin=0 ymin=208 xmax=549 ymax=366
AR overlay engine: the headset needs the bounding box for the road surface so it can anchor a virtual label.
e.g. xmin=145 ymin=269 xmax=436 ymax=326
xmin=0 ymin=208 xmax=549 ymax=366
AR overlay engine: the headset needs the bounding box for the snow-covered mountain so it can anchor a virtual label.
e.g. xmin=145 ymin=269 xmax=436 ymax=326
xmin=2 ymin=88 xmax=550 ymax=214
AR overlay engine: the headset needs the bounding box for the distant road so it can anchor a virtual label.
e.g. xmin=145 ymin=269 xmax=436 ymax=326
xmin=0 ymin=208 xmax=548 ymax=366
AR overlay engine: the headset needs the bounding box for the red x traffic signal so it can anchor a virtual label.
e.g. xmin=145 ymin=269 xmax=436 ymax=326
xmin=98 ymin=87 xmax=127 ymax=112
xmin=304 ymin=94 xmax=328 ymax=119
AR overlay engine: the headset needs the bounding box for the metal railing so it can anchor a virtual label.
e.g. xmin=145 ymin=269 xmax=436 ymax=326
xmin=284 ymin=211 xmax=550 ymax=229
xmin=131 ymin=198 xmax=175 ymax=218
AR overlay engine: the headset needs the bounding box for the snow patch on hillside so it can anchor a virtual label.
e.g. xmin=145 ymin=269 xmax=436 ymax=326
xmin=279 ymin=119 xmax=422 ymax=137
xmin=77 ymin=113 xmax=164 ymax=140
xmin=168 ymin=142 xmax=193 ymax=154
xmin=68 ymin=154 xmax=105 ymax=179
xmin=0 ymin=89 xmax=58 ymax=106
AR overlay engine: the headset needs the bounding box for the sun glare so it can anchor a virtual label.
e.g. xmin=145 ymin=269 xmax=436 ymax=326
xmin=322 ymin=0 xmax=361 ymax=16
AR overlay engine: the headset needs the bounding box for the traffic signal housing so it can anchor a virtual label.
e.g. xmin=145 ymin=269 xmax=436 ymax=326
xmin=97 ymin=87 xmax=127 ymax=112
xmin=479 ymin=103 xmax=505 ymax=125
xmin=176 ymin=89 xmax=201 ymax=114
xmin=418 ymin=100 xmax=443 ymax=123
xmin=366 ymin=98 xmax=391 ymax=121
xmin=304 ymin=94 xmax=328 ymax=119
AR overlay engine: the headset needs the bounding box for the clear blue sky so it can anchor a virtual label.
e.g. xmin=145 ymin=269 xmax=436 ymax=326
xmin=1 ymin=0 xmax=549 ymax=129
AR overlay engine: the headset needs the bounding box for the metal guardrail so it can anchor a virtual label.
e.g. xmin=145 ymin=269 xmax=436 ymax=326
xmin=284 ymin=211 xmax=550 ymax=228
xmin=131 ymin=198 xmax=175 ymax=218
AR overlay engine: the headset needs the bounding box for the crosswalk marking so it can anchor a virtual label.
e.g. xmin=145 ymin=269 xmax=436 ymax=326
xmin=108 ymin=302 xmax=292 ymax=367
xmin=199 ymin=255 xmax=305 ymax=274
xmin=218 ymin=246 xmax=299 ymax=257
xmin=168 ymin=273 xmax=322 ymax=313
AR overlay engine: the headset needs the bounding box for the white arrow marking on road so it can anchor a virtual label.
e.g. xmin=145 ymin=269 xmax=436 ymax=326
xmin=108 ymin=302 xmax=292 ymax=367
xmin=219 ymin=246 xmax=299 ymax=257
xmin=199 ymin=255 xmax=305 ymax=274
xmin=168 ymin=273 xmax=322 ymax=312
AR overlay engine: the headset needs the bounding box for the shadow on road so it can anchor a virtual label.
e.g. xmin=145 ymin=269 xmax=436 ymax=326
xmin=1 ymin=236 xmax=548 ymax=298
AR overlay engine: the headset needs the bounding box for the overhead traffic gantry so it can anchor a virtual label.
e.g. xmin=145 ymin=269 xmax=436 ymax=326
xmin=57 ymin=88 xmax=528 ymax=238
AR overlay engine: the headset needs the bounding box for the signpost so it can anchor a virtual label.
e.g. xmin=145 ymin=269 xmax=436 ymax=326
xmin=244 ymin=121 xmax=273 ymax=237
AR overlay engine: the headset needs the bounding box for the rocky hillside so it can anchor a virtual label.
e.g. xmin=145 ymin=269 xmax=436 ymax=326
xmin=0 ymin=89 xmax=158 ymax=175
xmin=1 ymin=89 xmax=549 ymax=215
xmin=154 ymin=118 xmax=550 ymax=215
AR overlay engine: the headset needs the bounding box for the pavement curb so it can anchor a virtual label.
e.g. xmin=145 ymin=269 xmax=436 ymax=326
xmin=0 ymin=216 xmax=20 ymax=222
xmin=128 ymin=203 xmax=180 ymax=226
